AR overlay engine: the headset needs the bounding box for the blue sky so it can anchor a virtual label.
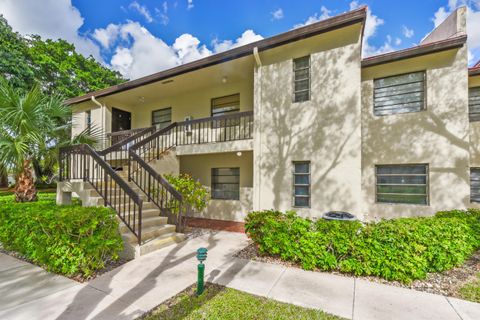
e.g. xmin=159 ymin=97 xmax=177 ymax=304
xmin=1 ymin=1 xmax=479 ymax=79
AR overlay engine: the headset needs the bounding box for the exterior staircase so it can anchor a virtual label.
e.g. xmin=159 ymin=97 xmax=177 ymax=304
xmin=57 ymin=111 xmax=253 ymax=259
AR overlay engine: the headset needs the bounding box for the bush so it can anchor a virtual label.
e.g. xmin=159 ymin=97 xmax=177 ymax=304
xmin=0 ymin=193 xmax=123 ymax=278
xmin=245 ymin=209 xmax=480 ymax=283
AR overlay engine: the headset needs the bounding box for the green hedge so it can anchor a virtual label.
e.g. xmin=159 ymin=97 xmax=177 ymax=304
xmin=0 ymin=193 xmax=123 ymax=277
xmin=245 ymin=209 xmax=480 ymax=283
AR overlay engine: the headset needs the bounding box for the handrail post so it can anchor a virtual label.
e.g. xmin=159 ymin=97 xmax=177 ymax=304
xmin=138 ymin=201 xmax=142 ymax=245
xmin=104 ymin=169 xmax=108 ymax=207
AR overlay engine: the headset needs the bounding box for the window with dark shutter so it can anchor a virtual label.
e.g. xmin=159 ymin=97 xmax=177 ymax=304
xmin=470 ymin=168 xmax=480 ymax=203
xmin=376 ymin=164 xmax=428 ymax=205
xmin=211 ymin=168 xmax=240 ymax=200
xmin=152 ymin=107 xmax=172 ymax=129
xmin=469 ymin=87 xmax=480 ymax=122
xmin=293 ymin=161 xmax=310 ymax=207
xmin=293 ymin=56 xmax=310 ymax=103
xmin=374 ymin=71 xmax=426 ymax=116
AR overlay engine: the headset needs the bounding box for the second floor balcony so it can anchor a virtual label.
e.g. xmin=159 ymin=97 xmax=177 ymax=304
xmin=106 ymin=110 xmax=254 ymax=156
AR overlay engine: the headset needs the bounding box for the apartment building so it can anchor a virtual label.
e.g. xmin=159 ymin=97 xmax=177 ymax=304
xmin=59 ymin=6 xmax=479 ymax=255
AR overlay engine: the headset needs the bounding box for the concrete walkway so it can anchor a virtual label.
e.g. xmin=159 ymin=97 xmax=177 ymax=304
xmin=1 ymin=231 xmax=479 ymax=320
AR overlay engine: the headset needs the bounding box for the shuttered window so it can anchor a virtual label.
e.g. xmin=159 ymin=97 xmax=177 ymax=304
xmin=374 ymin=71 xmax=426 ymax=116
xmin=211 ymin=94 xmax=240 ymax=116
xmin=376 ymin=164 xmax=428 ymax=205
xmin=470 ymin=168 xmax=480 ymax=203
xmin=211 ymin=168 xmax=240 ymax=200
xmin=152 ymin=107 xmax=171 ymax=129
xmin=293 ymin=162 xmax=310 ymax=207
xmin=469 ymin=87 xmax=480 ymax=122
xmin=293 ymin=56 xmax=310 ymax=103
xmin=85 ymin=110 xmax=91 ymax=132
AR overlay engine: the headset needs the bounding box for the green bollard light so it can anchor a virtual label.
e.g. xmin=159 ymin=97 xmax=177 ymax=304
xmin=196 ymin=247 xmax=208 ymax=295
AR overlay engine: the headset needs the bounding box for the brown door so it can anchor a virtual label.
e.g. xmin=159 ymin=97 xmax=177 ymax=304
xmin=112 ymin=107 xmax=131 ymax=132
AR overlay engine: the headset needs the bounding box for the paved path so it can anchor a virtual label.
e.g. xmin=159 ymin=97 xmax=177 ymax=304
xmin=1 ymin=231 xmax=479 ymax=320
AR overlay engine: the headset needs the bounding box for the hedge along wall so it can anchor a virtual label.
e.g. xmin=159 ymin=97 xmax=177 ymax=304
xmin=0 ymin=194 xmax=123 ymax=277
xmin=245 ymin=209 xmax=480 ymax=283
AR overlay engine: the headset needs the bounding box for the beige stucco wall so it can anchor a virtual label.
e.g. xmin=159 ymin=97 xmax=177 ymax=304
xmin=179 ymin=151 xmax=253 ymax=221
xmin=253 ymin=24 xmax=363 ymax=219
xmin=361 ymin=46 xmax=470 ymax=220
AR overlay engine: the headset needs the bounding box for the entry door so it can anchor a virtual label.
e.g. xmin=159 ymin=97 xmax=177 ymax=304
xmin=112 ymin=107 xmax=131 ymax=132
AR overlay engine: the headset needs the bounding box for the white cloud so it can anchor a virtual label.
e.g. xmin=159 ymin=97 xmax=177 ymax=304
xmin=402 ymin=25 xmax=414 ymax=38
xmin=431 ymin=1 xmax=480 ymax=64
xmin=155 ymin=1 xmax=169 ymax=25
xmin=187 ymin=0 xmax=194 ymax=10
xmin=271 ymin=8 xmax=284 ymax=20
xmin=93 ymin=21 xmax=263 ymax=79
xmin=129 ymin=1 xmax=154 ymax=23
xmin=0 ymin=0 xmax=102 ymax=61
xmin=93 ymin=24 xmax=120 ymax=48
xmin=395 ymin=37 xmax=402 ymax=45
xmin=349 ymin=1 xmax=386 ymax=57
xmin=212 ymin=30 xmax=264 ymax=53
xmin=294 ymin=6 xmax=332 ymax=28
xmin=173 ymin=34 xmax=211 ymax=63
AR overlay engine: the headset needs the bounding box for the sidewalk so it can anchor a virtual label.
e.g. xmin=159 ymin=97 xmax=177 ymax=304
xmin=1 ymin=231 xmax=479 ymax=320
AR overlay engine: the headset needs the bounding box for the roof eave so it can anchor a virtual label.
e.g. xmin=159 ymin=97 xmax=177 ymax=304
xmin=470 ymin=67 xmax=480 ymax=77
xmin=361 ymin=35 xmax=467 ymax=68
xmin=66 ymin=7 xmax=367 ymax=105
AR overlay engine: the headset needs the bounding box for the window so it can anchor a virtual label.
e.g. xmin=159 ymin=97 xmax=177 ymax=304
xmin=152 ymin=107 xmax=172 ymax=129
xmin=211 ymin=168 xmax=240 ymax=200
xmin=211 ymin=94 xmax=240 ymax=128
xmin=211 ymin=94 xmax=240 ymax=117
xmin=374 ymin=71 xmax=426 ymax=116
xmin=85 ymin=110 xmax=91 ymax=132
xmin=293 ymin=162 xmax=310 ymax=207
xmin=469 ymin=87 xmax=480 ymax=122
xmin=376 ymin=164 xmax=428 ymax=205
xmin=293 ymin=56 xmax=310 ymax=103
xmin=470 ymin=168 xmax=480 ymax=203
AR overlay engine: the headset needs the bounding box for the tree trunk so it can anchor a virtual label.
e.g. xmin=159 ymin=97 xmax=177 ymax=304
xmin=0 ymin=171 xmax=7 ymax=188
xmin=14 ymin=160 xmax=37 ymax=202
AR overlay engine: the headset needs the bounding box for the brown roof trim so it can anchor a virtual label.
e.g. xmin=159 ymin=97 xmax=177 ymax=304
xmin=67 ymin=7 xmax=367 ymax=105
xmin=470 ymin=67 xmax=480 ymax=77
xmin=361 ymin=35 xmax=467 ymax=68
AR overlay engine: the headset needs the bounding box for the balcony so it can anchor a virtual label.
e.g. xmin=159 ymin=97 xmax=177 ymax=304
xmin=105 ymin=111 xmax=254 ymax=156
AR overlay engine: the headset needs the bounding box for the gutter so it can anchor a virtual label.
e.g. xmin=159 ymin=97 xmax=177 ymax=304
xmin=361 ymin=35 xmax=467 ymax=68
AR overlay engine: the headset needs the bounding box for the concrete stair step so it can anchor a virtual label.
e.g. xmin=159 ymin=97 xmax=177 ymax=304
xmin=122 ymin=224 xmax=177 ymax=243
xmin=111 ymin=201 xmax=157 ymax=211
xmin=139 ymin=232 xmax=186 ymax=256
xmin=118 ymin=215 xmax=168 ymax=233
xmin=118 ymin=208 xmax=162 ymax=220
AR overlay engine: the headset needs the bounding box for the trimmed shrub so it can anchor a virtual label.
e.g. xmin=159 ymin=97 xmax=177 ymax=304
xmin=0 ymin=193 xmax=123 ymax=277
xmin=245 ymin=209 xmax=480 ymax=283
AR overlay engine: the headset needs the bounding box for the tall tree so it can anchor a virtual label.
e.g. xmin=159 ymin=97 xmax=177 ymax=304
xmin=0 ymin=15 xmax=125 ymax=98
xmin=27 ymin=37 xmax=125 ymax=98
xmin=0 ymin=16 xmax=35 ymax=92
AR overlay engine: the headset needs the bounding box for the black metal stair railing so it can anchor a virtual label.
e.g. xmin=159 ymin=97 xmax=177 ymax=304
xmin=59 ymin=144 xmax=144 ymax=244
xmin=127 ymin=111 xmax=254 ymax=230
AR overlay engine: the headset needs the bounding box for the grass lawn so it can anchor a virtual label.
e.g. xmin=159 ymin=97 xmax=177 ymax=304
xmin=459 ymin=273 xmax=480 ymax=303
xmin=142 ymin=283 xmax=343 ymax=320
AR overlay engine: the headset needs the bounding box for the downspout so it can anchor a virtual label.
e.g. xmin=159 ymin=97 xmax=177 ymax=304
xmin=253 ymin=47 xmax=262 ymax=211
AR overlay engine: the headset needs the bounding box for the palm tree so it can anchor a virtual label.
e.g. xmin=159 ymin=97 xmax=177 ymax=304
xmin=0 ymin=78 xmax=75 ymax=202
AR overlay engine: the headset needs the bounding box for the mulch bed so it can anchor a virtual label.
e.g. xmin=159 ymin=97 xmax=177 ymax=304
xmin=234 ymin=242 xmax=480 ymax=299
